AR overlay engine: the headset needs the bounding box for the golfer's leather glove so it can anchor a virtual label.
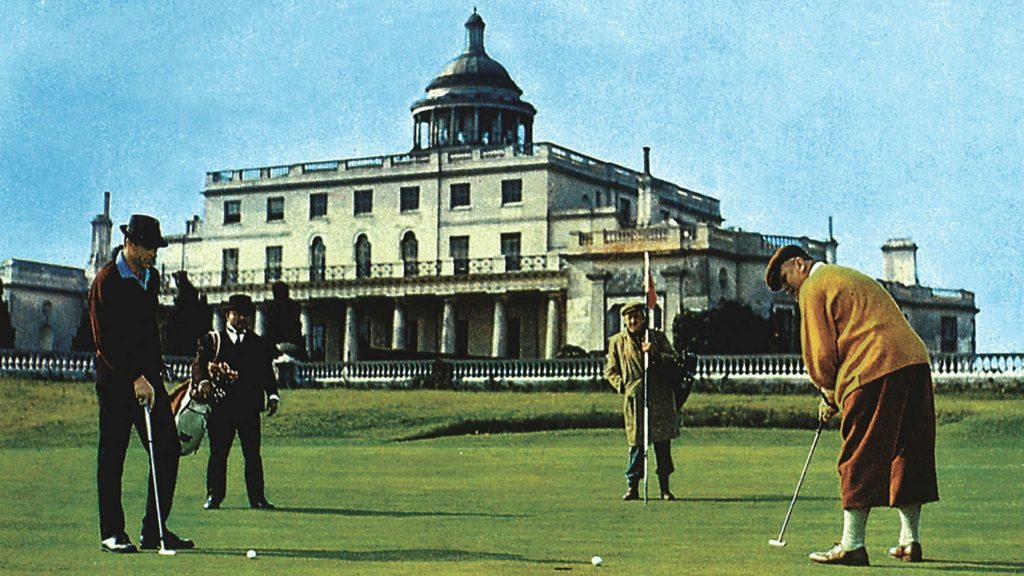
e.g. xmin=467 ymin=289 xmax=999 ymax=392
xmin=818 ymin=396 xmax=838 ymax=423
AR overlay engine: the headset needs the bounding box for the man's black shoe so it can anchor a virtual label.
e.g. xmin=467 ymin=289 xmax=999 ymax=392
xmin=251 ymin=500 xmax=276 ymax=510
xmin=203 ymin=496 xmax=222 ymax=510
xmin=100 ymin=533 xmax=138 ymax=554
xmin=139 ymin=530 xmax=195 ymax=551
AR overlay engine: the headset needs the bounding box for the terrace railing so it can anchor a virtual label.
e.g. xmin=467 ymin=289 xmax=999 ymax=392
xmin=3 ymin=350 xmax=1022 ymax=391
xmin=161 ymin=254 xmax=562 ymax=291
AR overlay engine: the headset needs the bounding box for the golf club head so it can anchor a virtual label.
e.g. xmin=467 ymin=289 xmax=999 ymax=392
xmin=158 ymin=547 xmax=177 ymax=556
xmin=768 ymin=539 xmax=787 ymax=547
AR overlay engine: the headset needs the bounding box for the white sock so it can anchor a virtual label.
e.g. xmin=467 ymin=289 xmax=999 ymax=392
xmin=898 ymin=504 xmax=921 ymax=545
xmin=841 ymin=508 xmax=870 ymax=550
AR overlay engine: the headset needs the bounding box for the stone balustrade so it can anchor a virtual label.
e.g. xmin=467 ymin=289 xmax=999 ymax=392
xmin=3 ymin=350 xmax=1022 ymax=392
xmin=161 ymin=254 xmax=563 ymax=292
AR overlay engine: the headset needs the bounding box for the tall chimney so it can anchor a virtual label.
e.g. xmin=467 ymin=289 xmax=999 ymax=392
xmin=881 ymin=238 xmax=918 ymax=286
xmin=86 ymin=192 xmax=113 ymax=284
xmin=643 ymin=146 xmax=651 ymax=176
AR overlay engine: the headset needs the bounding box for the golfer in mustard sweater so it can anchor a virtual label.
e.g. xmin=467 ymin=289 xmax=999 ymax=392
xmin=765 ymin=245 xmax=938 ymax=566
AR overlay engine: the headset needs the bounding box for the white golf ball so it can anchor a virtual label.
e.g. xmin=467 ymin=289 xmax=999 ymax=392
xmin=246 ymin=549 xmax=257 ymax=559
xmin=591 ymin=555 xmax=603 ymax=566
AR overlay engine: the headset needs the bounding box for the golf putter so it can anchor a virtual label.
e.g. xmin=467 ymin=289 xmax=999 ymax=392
xmin=143 ymin=402 xmax=176 ymax=556
xmin=769 ymin=421 xmax=824 ymax=547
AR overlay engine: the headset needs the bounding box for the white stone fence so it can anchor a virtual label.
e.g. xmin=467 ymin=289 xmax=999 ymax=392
xmin=2 ymin=350 xmax=1022 ymax=393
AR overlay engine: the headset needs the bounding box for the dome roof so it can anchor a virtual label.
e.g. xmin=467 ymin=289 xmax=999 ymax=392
xmin=424 ymin=11 xmax=523 ymax=95
xmin=426 ymin=53 xmax=522 ymax=94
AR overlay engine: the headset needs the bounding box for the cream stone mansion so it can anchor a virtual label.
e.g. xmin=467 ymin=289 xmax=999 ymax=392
xmin=70 ymin=11 xmax=976 ymax=362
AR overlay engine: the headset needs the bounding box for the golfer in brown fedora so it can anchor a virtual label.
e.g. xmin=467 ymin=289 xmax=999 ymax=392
xmin=765 ymin=245 xmax=937 ymax=566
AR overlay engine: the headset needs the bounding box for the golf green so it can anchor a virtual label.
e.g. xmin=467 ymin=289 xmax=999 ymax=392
xmin=0 ymin=381 xmax=1021 ymax=575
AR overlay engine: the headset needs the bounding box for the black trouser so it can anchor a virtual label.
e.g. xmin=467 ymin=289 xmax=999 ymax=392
xmin=96 ymin=385 xmax=180 ymax=540
xmin=206 ymin=405 xmax=265 ymax=505
xmin=625 ymin=440 xmax=674 ymax=485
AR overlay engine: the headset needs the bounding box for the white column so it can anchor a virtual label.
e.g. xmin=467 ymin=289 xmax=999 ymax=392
xmin=299 ymin=305 xmax=311 ymax=359
xmin=440 ymin=299 xmax=456 ymax=355
xmin=254 ymin=306 xmax=267 ymax=337
xmin=545 ymin=295 xmax=560 ymax=359
xmin=344 ymin=303 xmax=358 ymax=362
xmin=491 ymin=296 xmax=507 ymax=358
xmin=392 ymin=301 xmax=407 ymax=351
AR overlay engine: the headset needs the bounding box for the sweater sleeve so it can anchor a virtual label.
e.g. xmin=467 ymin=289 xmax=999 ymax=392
xmin=799 ymin=277 xmax=839 ymax=392
xmin=89 ymin=272 xmax=144 ymax=387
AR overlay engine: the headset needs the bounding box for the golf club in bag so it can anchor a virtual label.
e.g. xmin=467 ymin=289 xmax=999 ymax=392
xmin=143 ymin=402 xmax=176 ymax=556
xmin=769 ymin=420 xmax=825 ymax=547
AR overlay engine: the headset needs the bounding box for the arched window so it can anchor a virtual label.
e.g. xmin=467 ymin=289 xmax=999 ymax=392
xmin=355 ymin=234 xmax=372 ymax=278
xmin=401 ymin=231 xmax=419 ymax=277
xmin=718 ymin=267 xmax=729 ymax=291
xmin=309 ymin=236 xmax=326 ymax=282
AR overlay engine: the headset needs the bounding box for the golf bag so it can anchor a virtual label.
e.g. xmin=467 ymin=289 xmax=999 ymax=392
xmin=655 ymin=350 xmax=697 ymax=412
xmin=170 ymin=330 xmax=222 ymax=456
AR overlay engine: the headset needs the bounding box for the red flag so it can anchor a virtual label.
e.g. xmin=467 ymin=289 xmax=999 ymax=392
xmin=644 ymin=252 xmax=657 ymax=311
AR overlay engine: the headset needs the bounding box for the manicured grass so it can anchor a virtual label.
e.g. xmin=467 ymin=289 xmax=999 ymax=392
xmin=0 ymin=378 xmax=1021 ymax=575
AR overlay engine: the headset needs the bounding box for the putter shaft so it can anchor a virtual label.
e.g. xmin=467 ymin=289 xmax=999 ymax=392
xmin=770 ymin=422 xmax=824 ymax=546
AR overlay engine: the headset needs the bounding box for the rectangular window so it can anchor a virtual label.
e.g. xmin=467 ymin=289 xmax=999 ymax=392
xmin=450 ymin=183 xmax=470 ymax=208
xmin=354 ymin=189 xmax=373 ymax=215
xmin=450 ymin=235 xmax=469 ymax=275
xmin=265 ymin=245 xmax=282 ymax=283
xmin=501 ymin=179 xmax=522 ymax=205
xmin=267 ymin=197 xmax=285 ymax=221
xmin=221 ymin=248 xmax=239 ymax=286
xmin=455 ymin=319 xmax=469 ymax=356
xmin=309 ymin=193 xmax=328 ymax=219
xmin=223 ymin=200 xmax=241 ymax=225
xmin=507 ymin=317 xmax=521 ymax=359
xmin=941 ymin=316 xmax=958 ymax=354
xmin=400 ymin=186 xmax=420 ymax=212
xmin=500 ymin=232 xmax=521 ymax=271
xmin=310 ymin=325 xmax=325 ymax=362
xmin=406 ymin=320 xmax=419 ymax=352
xmin=616 ymin=197 xmax=632 ymax=226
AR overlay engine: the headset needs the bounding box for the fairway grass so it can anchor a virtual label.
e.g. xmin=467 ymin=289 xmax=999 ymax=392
xmin=2 ymin=427 xmax=1022 ymax=575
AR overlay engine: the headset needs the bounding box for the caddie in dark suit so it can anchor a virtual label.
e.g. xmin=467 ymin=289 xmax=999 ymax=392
xmin=90 ymin=214 xmax=194 ymax=553
xmin=604 ymin=301 xmax=682 ymax=501
xmin=194 ymin=294 xmax=279 ymax=510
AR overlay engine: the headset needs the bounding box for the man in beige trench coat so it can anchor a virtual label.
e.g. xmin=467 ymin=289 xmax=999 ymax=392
xmin=604 ymin=301 xmax=681 ymax=501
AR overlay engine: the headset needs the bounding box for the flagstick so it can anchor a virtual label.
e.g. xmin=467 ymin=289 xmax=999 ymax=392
xmin=642 ymin=251 xmax=653 ymax=506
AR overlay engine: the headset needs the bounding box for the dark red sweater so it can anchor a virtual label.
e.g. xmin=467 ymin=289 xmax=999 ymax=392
xmin=89 ymin=259 xmax=164 ymax=397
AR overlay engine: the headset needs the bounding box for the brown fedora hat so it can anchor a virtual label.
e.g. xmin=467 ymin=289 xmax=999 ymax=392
xmin=119 ymin=214 xmax=168 ymax=248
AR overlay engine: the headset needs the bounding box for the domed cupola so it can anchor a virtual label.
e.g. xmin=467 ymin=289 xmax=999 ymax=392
xmin=411 ymin=10 xmax=536 ymax=151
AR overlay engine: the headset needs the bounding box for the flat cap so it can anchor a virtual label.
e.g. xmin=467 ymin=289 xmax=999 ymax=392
xmin=764 ymin=244 xmax=811 ymax=292
xmin=620 ymin=300 xmax=646 ymax=316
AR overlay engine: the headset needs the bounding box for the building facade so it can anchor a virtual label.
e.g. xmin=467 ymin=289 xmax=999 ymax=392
xmin=0 ymin=259 xmax=87 ymax=352
xmin=155 ymin=11 xmax=975 ymax=361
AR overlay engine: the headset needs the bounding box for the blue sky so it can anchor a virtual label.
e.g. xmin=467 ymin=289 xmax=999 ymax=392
xmin=1 ymin=1 xmax=1021 ymax=350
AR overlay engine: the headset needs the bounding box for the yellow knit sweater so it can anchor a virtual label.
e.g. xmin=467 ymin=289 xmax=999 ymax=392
xmin=799 ymin=264 xmax=930 ymax=406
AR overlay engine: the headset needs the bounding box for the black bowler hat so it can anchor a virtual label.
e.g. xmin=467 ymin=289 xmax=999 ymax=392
xmin=119 ymin=214 xmax=168 ymax=248
xmin=764 ymin=244 xmax=811 ymax=292
xmin=222 ymin=294 xmax=256 ymax=315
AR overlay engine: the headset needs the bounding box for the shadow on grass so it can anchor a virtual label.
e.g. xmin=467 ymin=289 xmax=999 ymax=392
xmin=912 ymin=559 xmax=1024 ymax=574
xmin=271 ymin=505 xmax=524 ymax=519
xmin=673 ymin=495 xmax=831 ymax=503
xmin=192 ymin=546 xmax=578 ymax=565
